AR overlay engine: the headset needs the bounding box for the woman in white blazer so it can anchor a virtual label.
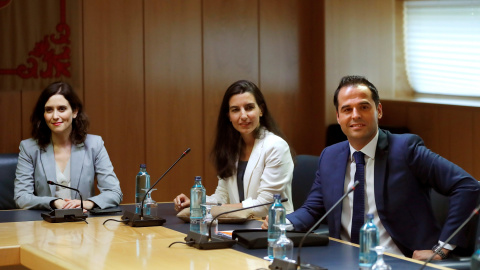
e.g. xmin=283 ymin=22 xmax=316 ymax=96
xmin=14 ymin=82 xmax=122 ymax=210
xmin=174 ymin=80 xmax=294 ymax=217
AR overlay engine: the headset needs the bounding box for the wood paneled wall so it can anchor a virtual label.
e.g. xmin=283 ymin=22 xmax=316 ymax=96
xmin=0 ymin=0 xmax=325 ymax=203
xmin=381 ymin=100 xmax=480 ymax=179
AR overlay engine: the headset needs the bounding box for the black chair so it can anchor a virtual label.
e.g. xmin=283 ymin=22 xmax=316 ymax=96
xmin=428 ymin=189 xmax=479 ymax=270
xmin=291 ymin=155 xmax=329 ymax=234
xmin=292 ymin=155 xmax=318 ymax=211
xmin=0 ymin=153 xmax=19 ymax=210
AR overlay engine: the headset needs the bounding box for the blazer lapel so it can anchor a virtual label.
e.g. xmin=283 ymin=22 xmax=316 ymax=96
xmin=331 ymin=142 xmax=350 ymax=236
xmin=374 ymin=129 xmax=389 ymax=214
xmin=70 ymin=142 xmax=85 ymax=199
xmin=243 ymin=134 xmax=264 ymax=198
xmin=41 ymin=143 xmax=57 ymax=196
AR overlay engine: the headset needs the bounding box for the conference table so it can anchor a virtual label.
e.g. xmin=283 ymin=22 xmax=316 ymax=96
xmin=0 ymin=203 xmax=453 ymax=270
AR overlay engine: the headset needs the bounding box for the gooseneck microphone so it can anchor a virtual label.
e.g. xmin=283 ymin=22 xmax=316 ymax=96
xmin=121 ymin=148 xmax=191 ymax=227
xmin=178 ymin=198 xmax=288 ymax=250
xmin=418 ymin=203 xmax=480 ymax=270
xmin=47 ymin=180 xmax=85 ymax=210
xmin=269 ymin=181 xmax=359 ymax=270
xmin=41 ymin=180 xmax=88 ymax=223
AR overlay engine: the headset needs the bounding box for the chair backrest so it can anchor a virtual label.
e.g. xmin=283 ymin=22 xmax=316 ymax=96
xmin=430 ymin=188 xmax=478 ymax=255
xmin=0 ymin=153 xmax=18 ymax=210
xmin=291 ymin=155 xmax=318 ymax=210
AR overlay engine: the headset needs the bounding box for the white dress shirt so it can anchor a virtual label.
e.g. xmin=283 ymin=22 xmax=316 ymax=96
xmin=340 ymin=131 xmax=403 ymax=255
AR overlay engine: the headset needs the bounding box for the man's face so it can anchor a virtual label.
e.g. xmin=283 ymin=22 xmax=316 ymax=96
xmin=336 ymin=84 xmax=382 ymax=150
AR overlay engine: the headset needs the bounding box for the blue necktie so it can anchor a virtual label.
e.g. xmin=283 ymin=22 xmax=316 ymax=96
xmin=351 ymin=151 xmax=365 ymax=244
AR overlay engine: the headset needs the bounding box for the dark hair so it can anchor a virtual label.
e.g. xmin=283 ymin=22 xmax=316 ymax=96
xmin=333 ymin=75 xmax=380 ymax=111
xmin=31 ymin=81 xmax=89 ymax=149
xmin=211 ymin=80 xmax=288 ymax=179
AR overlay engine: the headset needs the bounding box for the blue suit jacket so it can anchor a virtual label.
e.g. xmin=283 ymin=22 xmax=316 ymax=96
xmin=287 ymin=129 xmax=480 ymax=257
xmin=14 ymin=135 xmax=123 ymax=210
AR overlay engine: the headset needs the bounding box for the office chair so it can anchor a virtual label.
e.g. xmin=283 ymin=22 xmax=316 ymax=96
xmin=428 ymin=189 xmax=479 ymax=270
xmin=292 ymin=155 xmax=318 ymax=211
xmin=291 ymin=155 xmax=328 ymax=235
xmin=0 ymin=153 xmax=18 ymax=210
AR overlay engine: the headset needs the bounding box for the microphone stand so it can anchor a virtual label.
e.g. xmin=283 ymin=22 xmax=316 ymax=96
xmin=418 ymin=203 xmax=480 ymax=270
xmin=41 ymin=181 xmax=88 ymax=223
xmin=122 ymin=148 xmax=191 ymax=227
xmin=181 ymin=198 xmax=288 ymax=250
xmin=269 ymin=181 xmax=359 ymax=270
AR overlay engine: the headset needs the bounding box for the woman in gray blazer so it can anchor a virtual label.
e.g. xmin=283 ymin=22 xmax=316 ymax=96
xmin=174 ymin=80 xmax=294 ymax=217
xmin=14 ymin=82 xmax=123 ymax=210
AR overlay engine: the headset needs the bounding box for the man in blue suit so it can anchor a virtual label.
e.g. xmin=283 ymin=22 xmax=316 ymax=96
xmin=263 ymin=75 xmax=480 ymax=260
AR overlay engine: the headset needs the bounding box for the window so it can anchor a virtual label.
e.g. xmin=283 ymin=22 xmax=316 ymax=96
xmin=404 ymin=1 xmax=480 ymax=96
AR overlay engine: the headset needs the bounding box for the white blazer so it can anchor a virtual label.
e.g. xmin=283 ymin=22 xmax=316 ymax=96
xmin=207 ymin=128 xmax=294 ymax=217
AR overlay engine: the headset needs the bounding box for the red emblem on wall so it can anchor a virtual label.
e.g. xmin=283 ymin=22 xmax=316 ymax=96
xmin=0 ymin=0 xmax=12 ymax=10
xmin=0 ymin=0 xmax=71 ymax=78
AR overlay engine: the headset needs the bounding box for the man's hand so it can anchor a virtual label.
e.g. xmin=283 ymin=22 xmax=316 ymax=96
xmin=173 ymin=193 xmax=190 ymax=212
xmin=413 ymin=249 xmax=449 ymax=261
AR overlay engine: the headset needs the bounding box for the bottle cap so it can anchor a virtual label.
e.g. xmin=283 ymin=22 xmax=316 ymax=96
xmin=366 ymin=213 xmax=374 ymax=219
xmin=273 ymin=194 xmax=281 ymax=199
xmin=140 ymin=164 xmax=146 ymax=168
xmin=195 ymin=176 xmax=202 ymax=181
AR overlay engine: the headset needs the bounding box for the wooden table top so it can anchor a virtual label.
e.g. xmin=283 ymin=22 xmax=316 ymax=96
xmin=0 ymin=204 xmax=454 ymax=270
xmin=0 ymin=214 xmax=270 ymax=269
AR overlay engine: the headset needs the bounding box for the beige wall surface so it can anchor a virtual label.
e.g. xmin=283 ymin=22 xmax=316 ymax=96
xmin=0 ymin=0 xmax=325 ymax=203
xmin=324 ymin=0 xmax=396 ymax=124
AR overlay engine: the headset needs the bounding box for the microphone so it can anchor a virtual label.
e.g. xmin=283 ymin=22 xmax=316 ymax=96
xmin=418 ymin=203 xmax=480 ymax=270
xmin=40 ymin=180 xmax=88 ymax=223
xmin=121 ymin=148 xmax=191 ymax=227
xmin=181 ymin=198 xmax=288 ymax=250
xmin=47 ymin=180 xmax=85 ymax=210
xmin=269 ymin=181 xmax=359 ymax=270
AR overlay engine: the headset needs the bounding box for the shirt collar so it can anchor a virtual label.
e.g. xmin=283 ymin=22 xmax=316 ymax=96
xmin=349 ymin=129 xmax=379 ymax=161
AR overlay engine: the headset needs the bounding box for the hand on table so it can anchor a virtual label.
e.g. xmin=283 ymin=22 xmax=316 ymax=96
xmin=261 ymin=215 xmax=269 ymax=229
xmin=173 ymin=193 xmax=190 ymax=212
xmin=413 ymin=249 xmax=448 ymax=261
xmin=53 ymin=199 xmax=93 ymax=213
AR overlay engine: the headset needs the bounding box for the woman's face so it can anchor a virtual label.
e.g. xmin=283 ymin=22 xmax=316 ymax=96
xmin=44 ymin=94 xmax=77 ymax=136
xmin=228 ymin=92 xmax=263 ymax=139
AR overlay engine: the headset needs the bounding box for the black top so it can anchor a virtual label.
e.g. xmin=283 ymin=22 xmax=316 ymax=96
xmin=237 ymin=160 xmax=248 ymax=202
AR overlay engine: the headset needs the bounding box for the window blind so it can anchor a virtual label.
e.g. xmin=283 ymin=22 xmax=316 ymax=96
xmin=404 ymin=1 xmax=480 ymax=96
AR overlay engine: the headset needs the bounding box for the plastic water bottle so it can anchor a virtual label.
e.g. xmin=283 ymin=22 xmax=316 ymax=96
xmin=359 ymin=213 xmax=379 ymax=269
xmin=190 ymin=176 xmax=206 ymax=233
xmin=135 ymin=164 xmax=150 ymax=214
xmin=471 ymin=237 xmax=480 ymax=270
xmin=267 ymin=194 xmax=286 ymax=259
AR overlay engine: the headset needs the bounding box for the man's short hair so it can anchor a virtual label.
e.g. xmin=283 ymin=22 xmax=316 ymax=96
xmin=333 ymin=75 xmax=380 ymax=111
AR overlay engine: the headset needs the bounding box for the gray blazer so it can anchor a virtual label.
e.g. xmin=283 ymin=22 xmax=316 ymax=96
xmin=14 ymin=134 xmax=123 ymax=210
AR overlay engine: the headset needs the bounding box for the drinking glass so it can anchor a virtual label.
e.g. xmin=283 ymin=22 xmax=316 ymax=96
xmin=371 ymin=246 xmax=392 ymax=270
xmin=200 ymin=204 xmax=218 ymax=237
xmin=142 ymin=189 xmax=158 ymax=218
xmin=273 ymin=224 xmax=294 ymax=261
